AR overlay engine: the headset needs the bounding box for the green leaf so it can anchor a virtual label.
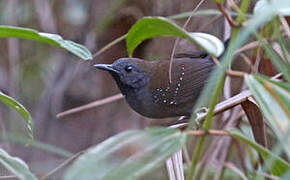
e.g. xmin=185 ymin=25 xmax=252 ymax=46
xmin=0 ymin=148 xmax=37 ymax=180
xmin=254 ymin=22 xmax=290 ymax=82
xmin=229 ymin=130 xmax=290 ymax=176
xmin=64 ymin=128 xmax=186 ymax=180
xmin=193 ymin=0 xmax=287 ymax=119
xmin=254 ymin=0 xmax=290 ymax=16
xmin=126 ymin=16 xmax=224 ymax=57
xmin=191 ymin=0 xmax=276 ymax=114
xmin=260 ymin=40 xmax=290 ymax=82
xmin=187 ymin=2 xmax=288 ymax=176
xmin=245 ymin=74 xmax=290 ymax=157
xmin=0 ymin=91 xmax=33 ymax=139
xmin=0 ymin=25 xmax=92 ymax=60
xmin=1 ymin=133 xmax=72 ymax=158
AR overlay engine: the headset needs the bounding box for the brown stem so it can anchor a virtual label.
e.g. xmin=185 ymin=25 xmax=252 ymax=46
xmin=226 ymin=70 xmax=246 ymax=77
xmin=186 ymin=129 xmax=229 ymax=136
xmin=216 ymin=3 xmax=239 ymax=27
xmin=57 ymin=93 xmax=124 ymax=118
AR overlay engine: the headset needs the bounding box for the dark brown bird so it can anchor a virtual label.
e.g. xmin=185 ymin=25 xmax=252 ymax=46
xmin=95 ymin=52 xmax=216 ymax=119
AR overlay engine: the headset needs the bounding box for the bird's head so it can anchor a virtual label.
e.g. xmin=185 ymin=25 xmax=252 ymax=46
xmin=94 ymin=58 xmax=152 ymax=91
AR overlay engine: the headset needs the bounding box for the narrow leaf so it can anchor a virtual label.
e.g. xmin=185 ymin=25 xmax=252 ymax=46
xmin=64 ymin=128 xmax=186 ymax=180
xmin=0 ymin=148 xmax=37 ymax=180
xmin=255 ymin=31 xmax=290 ymax=82
xmin=254 ymin=0 xmax=290 ymax=16
xmin=241 ymin=99 xmax=267 ymax=148
xmin=229 ymin=130 xmax=290 ymax=176
xmin=0 ymin=91 xmax=33 ymax=139
xmin=1 ymin=133 xmax=72 ymax=158
xmin=245 ymin=74 xmax=290 ymax=157
xmin=126 ymin=17 xmax=224 ymax=57
xmin=0 ymin=25 xmax=92 ymax=60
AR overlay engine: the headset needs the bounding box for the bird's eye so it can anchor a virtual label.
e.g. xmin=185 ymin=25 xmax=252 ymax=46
xmin=125 ymin=66 xmax=133 ymax=73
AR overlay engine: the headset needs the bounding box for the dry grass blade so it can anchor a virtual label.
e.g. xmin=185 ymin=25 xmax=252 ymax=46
xmin=239 ymin=53 xmax=255 ymax=72
xmin=56 ymin=93 xmax=124 ymax=118
xmin=166 ymin=150 xmax=184 ymax=180
xmin=235 ymin=41 xmax=259 ymax=55
xmin=40 ymin=151 xmax=85 ymax=180
xmin=241 ymin=98 xmax=267 ymax=165
xmin=254 ymin=171 xmax=280 ymax=180
xmin=216 ymin=3 xmax=239 ymax=27
xmin=241 ymin=99 xmax=267 ymax=148
xmin=186 ymin=130 xmax=229 ymax=136
xmin=224 ymin=162 xmax=248 ymax=180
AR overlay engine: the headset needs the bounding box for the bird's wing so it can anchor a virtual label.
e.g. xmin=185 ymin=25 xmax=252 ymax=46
xmin=171 ymin=57 xmax=215 ymax=105
xmin=149 ymin=56 xmax=215 ymax=107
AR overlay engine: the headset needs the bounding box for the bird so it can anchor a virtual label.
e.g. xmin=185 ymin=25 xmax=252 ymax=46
xmin=94 ymin=51 xmax=219 ymax=119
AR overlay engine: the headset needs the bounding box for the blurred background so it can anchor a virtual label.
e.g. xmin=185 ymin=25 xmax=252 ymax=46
xmin=0 ymin=0 xmax=235 ymax=179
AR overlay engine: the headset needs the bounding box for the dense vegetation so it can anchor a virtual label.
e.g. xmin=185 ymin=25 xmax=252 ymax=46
xmin=0 ymin=0 xmax=289 ymax=179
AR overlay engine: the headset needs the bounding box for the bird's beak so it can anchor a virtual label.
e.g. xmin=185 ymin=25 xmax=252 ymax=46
xmin=94 ymin=64 xmax=119 ymax=74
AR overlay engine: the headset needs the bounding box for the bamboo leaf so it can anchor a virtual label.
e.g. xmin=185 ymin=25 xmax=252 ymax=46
xmin=245 ymin=74 xmax=290 ymax=157
xmin=0 ymin=148 xmax=37 ymax=180
xmin=230 ymin=130 xmax=290 ymax=176
xmin=0 ymin=91 xmax=33 ymax=139
xmin=0 ymin=25 xmax=92 ymax=60
xmin=254 ymin=0 xmax=290 ymax=16
xmin=241 ymin=99 xmax=267 ymax=148
xmin=126 ymin=17 xmax=224 ymax=57
xmin=64 ymin=128 xmax=186 ymax=180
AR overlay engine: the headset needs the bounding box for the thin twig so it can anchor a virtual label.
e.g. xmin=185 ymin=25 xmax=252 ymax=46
xmin=227 ymin=0 xmax=246 ymax=22
xmin=226 ymin=70 xmax=246 ymax=77
xmin=182 ymin=146 xmax=191 ymax=165
xmin=40 ymin=151 xmax=86 ymax=180
xmin=233 ymin=139 xmax=248 ymax=175
xmin=57 ymin=93 xmax=124 ymax=118
xmin=216 ymin=3 xmax=239 ymax=27
xmin=253 ymin=46 xmax=261 ymax=73
xmin=235 ymin=41 xmax=259 ymax=54
xmin=7 ymin=0 xmax=20 ymax=98
xmin=93 ymin=34 xmax=127 ymax=58
xmin=224 ymin=162 xmax=248 ymax=180
xmin=212 ymin=56 xmax=221 ymax=66
xmin=169 ymin=0 xmax=206 ymax=83
xmin=186 ymin=129 xmax=229 ymax=136
xmin=213 ymin=56 xmax=247 ymax=78
xmin=254 ymin=171 xmax=280 ymax=180
xmin=239 ymin=53 xmax=255 ymax=72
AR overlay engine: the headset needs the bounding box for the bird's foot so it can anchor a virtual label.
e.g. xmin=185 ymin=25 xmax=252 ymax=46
xmin=192 ymin=107 xmax=209 ymax=130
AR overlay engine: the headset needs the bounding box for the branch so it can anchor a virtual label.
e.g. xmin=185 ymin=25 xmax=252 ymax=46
xmin=56 ymin=93 xmax=124 ymax=118
xmin=216 ymin=3 xmax=239 ymax=27
xmin=186 ymin=129 xmax=229 ymax=136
